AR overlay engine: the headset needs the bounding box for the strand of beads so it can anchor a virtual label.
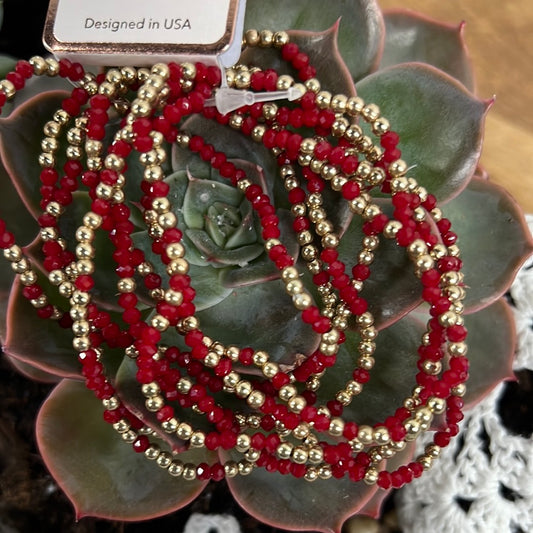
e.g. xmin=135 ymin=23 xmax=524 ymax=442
xmin=0 ymin=30 xmax=468 ymax=488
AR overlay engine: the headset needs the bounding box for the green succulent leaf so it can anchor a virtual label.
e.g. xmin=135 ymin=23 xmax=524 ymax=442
xmin=337 ymin=201 xmax=421 ymax=329
xmin=36 ymin=379 xmax=210 ymax=520
xmin=196 ymin=279 xmax=319 ymax=367
xmin=356 ymin=64 xmax=488 ymax=202
xmin=445 ymin=177 xmax=533 ymax=311
xmin=0 ymin=55 xmax=16 ymax=79
xmin=244 ymin=0 xmax=384 ymax=81
xmin=4 ymin=276 xmax=81 ymax=378
xmin=224 ymin=449 xmax=378 ymax=533
xmin=0 ymin=160 xmax=38 ymax=340
xmin=4 ymin=353 xmax=61 ymax=383
xmin=219 ymin=209 xmax=297 ymax=287
xmin=0 ymin=91 xmax=70 ymax=217
xmin=462 ymin=298 xmax=516 ymax=406
xmin=318 ymin=315 xmax=421 ymax=426
xmin=381 ymin=10 xmax=475 ymax=91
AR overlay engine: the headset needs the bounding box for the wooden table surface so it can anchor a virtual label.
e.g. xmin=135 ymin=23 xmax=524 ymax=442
xmin=378 ymin=0 xmax=533 ymax=213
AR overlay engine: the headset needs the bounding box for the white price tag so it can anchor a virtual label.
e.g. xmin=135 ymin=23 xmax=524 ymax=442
xmin=43 ymin=0 xmax=245 ymax=67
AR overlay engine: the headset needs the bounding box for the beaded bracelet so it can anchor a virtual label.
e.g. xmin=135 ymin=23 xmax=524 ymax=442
xmin=0 ymin=29 xmax=468 ymax=489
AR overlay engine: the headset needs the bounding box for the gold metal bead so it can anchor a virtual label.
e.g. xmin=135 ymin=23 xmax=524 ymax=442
xmin=277 ymin=74 xmax=294 ymax=91
xmin=258 ymin=29 xmax=274 ymax=47
xmin=292 ymin=446 xmax=308 ymax=464
xmin=182 ymin=464 xmax=197 ymax=480
xmin=251 ymin=124 xmax=266 ymax=142
xmin=364 ymin=467 xmax=379 ymax=485
xmin=247 ymin=390 xmax=265 ymax=409
xmin=346 ymin=96 xmax=365 ymax=116
xmin=404 ymin=419 xmax=421 ymax=440
xmin=117 ymin=277 xmax=136 ymax=293
xmin=155 ymin=451 xmax=172 ymax=469
xmin=439 ymin=311 xmax=458 ymax=327
xmin=383 ymin=220 xmax=402 ymax=239
xmin=373 ymin=426 xmax=391 ymax=445
xmin=304 ymin=78 xmax=321 ymax=93
xmin=176 ymin=422 xmax=193 ymax=440
xmin=166 ymin=258 xmax=189 ymax=275
xmin=234 ymin=70 xmax=251 ymax=89
xmin=358 ymin=425 xmax=374 ymax=445
xmin=422 ymin=360 xmax=442 ymax=375
xmin=332 ymin=117 xmax=349 ymax=137
xmin=168 ymin=461 xmax=184 ymax=477
xmin=72 ymin=336 xmax=90 ymax=352
xmin=452 ymin=383 xmax=466 ymax=397
xmin=145 ymin=395 xmax=164 ymax=412
xmin=427 ymin=396 xmax=447 ymax=414
xmin=372 ymin=117 xmax=390 ymax=135
xmin=288 ymin=395 xmax=306 ymax=414
xmin=113 ymin=420 xmax=131 ymax=434
xmin=328 ymin=417 xmax=345 ymax=437
xmin=279 ymin=384 xmax=298 ymax=401
xmin=244 ymin=29 xmax=260 ymax=46
xmin=161 ymin=418 xmax=179 ymax=433
xmin=273 ymin=30 xmax=289 ymax=47
xmin=29 ymin=55 xmax=47 ymax=75
xmin=223 ymin=371 xmax=240 ymax=390
xmin=238 ymin=461 xmax=254 ymax=476
xmin=346 ymin=380 xmax=363 ymax=396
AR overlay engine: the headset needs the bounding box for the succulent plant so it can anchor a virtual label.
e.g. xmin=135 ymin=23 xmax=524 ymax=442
xmin=0 ymin=1 xmax=532 ymax=532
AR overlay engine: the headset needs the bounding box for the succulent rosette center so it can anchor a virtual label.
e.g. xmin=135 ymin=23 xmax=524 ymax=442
xmin=182 ymin=173 xmax=263 ymax=267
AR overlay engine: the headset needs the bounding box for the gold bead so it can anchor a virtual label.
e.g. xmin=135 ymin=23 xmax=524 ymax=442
xmin=176 ymin=422 xmax=193 ymax=440
xmin=145 ymin=395 xmax=164 ymax=412
xmin=155 ymin=451 xmax=172 ymax=469
xmin=331 ymin=94 xmax=348 ymax=113
xmin=288 ymin=395 xmax=306 ymax=413
xmin=358 ymin=425 xmax=374 ymax=445
xmin=292 ymin=446 xmax=308 ymax=464
xmin=383 ymin=220 xmax=402 ymax=239
xmin=346 ymin=380 xmax=363 ymax=396
xmin=182 ymin=464 xmax=197 ymax=480
xmin=404 ymin=419 xmax=421 ymax=440
xmin=362 ymin=103 xmax=380 ymax=122
xmin=247 ymin=390 xmax=265 ymax=409
xmin=364 ymin=468 xmax=379 ymax=485
xmin=118 ymin=278 xmax=136 ymax=293
xmin=251 ymin=124 xmax=266 ymax=142
xmin=259 ymin=29 xmax=274 ymax=47
xmin=244 ymin=29 xmax=260 ymax=46
xmin=372 ymin=117 xmax=390 ymax=135
xmin=279 ymin=384 xmax=298 ymax=401
xmin=168 ymin=461 xmax=184 ymax=477
xmin=304 ymin=78 xmax=321 ymax=93
xmin=328 ymin=417 xmax=345 ymax=437
xmin=452 ymin=383 xmax=466 ymax=397
xmin=427 ymin=396 xmax=447 ymax=414
xmin=346 ymin=96 xmax=365 ymax=116
xmin=276 ymin=74 xmax=293 ymax=91
xmin=373 ymin=426 xmax=391 ymax=445
xmin=273 ymin=31 xmax=289 ymax=47
xmin=166 ymin=258 xmax=189 ymax=275
xmin=238 ymin=461 xmax=254 ymax=476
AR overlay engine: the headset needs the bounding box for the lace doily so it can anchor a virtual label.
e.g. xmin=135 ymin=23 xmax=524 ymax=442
xmin=397 ymin=214 xmax=533 ymax=533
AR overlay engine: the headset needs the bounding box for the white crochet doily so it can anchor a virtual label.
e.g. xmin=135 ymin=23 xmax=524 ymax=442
xmin=397 ymin=214 xmax=533 ymax=533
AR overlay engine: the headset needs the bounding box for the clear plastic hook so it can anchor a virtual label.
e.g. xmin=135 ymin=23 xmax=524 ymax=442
xmin=205 ymin=86 xmax=304 ymax=115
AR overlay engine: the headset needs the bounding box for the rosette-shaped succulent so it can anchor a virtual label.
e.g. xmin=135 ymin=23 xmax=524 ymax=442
xmin=0 ymin=1 xmax=532 ymax=532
